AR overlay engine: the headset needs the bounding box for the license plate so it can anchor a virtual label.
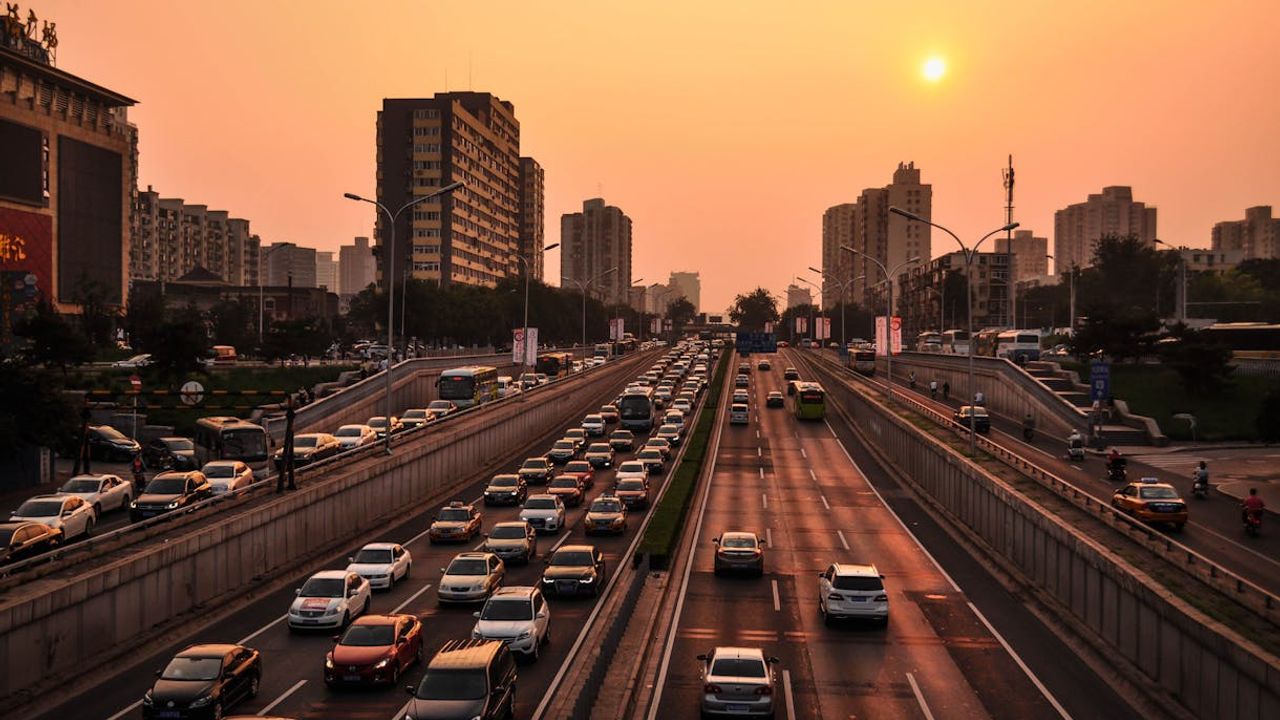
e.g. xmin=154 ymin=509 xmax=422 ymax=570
xmin=727 ymin=705 xmax=749 ymax=713
xmin=157 ymin=713 xmax=181 ymax=719
xmin=300 ymin=618 xmax=319 ymax=623
xmin=343 ymin=674 xmax=361 ymax=682
xmin=557 ymin=581 xmax=576 ymax=593
xmin=849 ymin=596 xmax=866 ymax=602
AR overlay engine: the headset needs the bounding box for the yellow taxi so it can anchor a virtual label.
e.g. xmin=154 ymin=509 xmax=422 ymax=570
xmin=1111 ymin=478 xmax=1187 ymax=531
xmin=428 ymin=501 xmax=483 ymax=543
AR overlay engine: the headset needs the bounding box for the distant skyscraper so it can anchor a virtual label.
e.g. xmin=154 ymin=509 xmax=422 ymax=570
xmin=1053 ymin=186 xmax=1157 ymax=270
xmin=377 ymin=92 xmax=523 ymax=289
xmin=668 ymin=271 xmax=701 ymax=312
xmin=339 ymin=236 xmax=377 ymax=298
xmin=821 ymin=203 xmax=856 ymax=308
xmin=264 ymin=242 xmax=317 ymax=288
xmin=786 ymin=283 xmax=813 ymax=310
xmin=518 ymin=157 xmax=546 ymax=280
xmin=994 ymin=230 xmax=1050 ymax=283
xmin=131 ymin=187 xmax=258 ymax=286
xmin=315 ymin=251 xmax=338 ymax=292
xmin=561 ymin=198 xmax=633 ymax=305
xmin=828 ymin=163 xmax=931 ymax=308
xmin=1212 ymin=206 xmax=1279 ymax=260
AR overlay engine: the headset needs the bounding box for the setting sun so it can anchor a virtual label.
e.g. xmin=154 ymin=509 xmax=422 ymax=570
xmin=923 ymin=56 xmax=947 ymax=82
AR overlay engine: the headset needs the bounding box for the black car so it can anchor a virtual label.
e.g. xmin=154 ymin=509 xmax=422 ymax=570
xmin=87 ymin=425 xmax=141 ymax=461
xmin=404 ymin=640 xmax=516 ymax=720
xmin=0 ymin=521 xmax=61 ymax=564
xmin=547 ymin=440 xmax=580 ymax=465
xmin=517 ymin=457 xmax=554 ymax=485
xmin=953 ymin=406 xmax=991 ymax=434
xmin=483 ymin=474 xmax=528 ymax=506
xmin=130 ymin=471 xmax=213 ymax=522
xmin=143 ymin=643 xmax=261 ymax=719
xmin=542 ymin=545 xmax=607 ymax=597
xmin=765 ymin=392 xmax=785 ymax=408
xmin=143 ymin=436 xmax=198 ymax=471
xmin=273 ymin=433 xmax=341 ymax=468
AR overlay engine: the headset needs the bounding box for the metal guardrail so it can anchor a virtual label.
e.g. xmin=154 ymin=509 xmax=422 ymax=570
xmin=803 ymin=350 xmax=1280 ymax=624
xmin=0 ymin=354 xmax=629 ymax=583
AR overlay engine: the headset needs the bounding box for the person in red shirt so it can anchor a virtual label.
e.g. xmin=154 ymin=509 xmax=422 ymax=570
xmin=1243 ymin=488 xmax=1266 ymax=514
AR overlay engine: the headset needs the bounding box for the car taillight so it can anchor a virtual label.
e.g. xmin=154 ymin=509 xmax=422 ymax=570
xmin=874 ymin=594 xmax=888 ymax=602
xmin=755 ymin=686 xmax=773 ymax=696
xmin=704 ymin=683 xmax=722 ymax=694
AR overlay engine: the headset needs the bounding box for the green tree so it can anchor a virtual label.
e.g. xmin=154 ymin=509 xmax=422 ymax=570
xmin=208 ymin=297 xmax=257 ymax=351
xmin=666 ymin=297 xmax=697 ymax=336
xmin=0 ymin=360 xmax=78 ymax=455
xmin=1069 ymin=305 xmax=1160 ymax=362
xmin=262 ymin=318 xmax=332 ymax=362
xmin=1156 ymin=323 xmax=1235 ymax=395
xmin=729 ymin=288 xmax=779 ymax=331
xmin=68 ymin=272 xmax=117 ymax=351
xmin=1256 ymin=391 xmax=1280 ymax=443
xmin=13 ymin=301 xmax=92 ymax=372
xmin=124 ymin=287 xmax=167 ymax=349
xmin=136 ymin=311 xmax=210 ymax=378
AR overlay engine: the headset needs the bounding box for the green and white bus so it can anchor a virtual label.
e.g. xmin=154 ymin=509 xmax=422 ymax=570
xmin=793 ymin=382 xmax=826 ymax=421
xmin=437 ymin=366 xmax=500 ymax=409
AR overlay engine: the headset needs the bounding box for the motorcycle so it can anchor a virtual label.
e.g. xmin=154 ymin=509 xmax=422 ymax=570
xmin=1066 ymin=437 xmax=1085 ymax=462
xmin=1106 ymin=457 xmax=1127 ymax=484
xmin=1191 ymin=472 xmax=1209 ymax=500
xmin=1243 ymin=507 xmax=1263 ymax=537
xmin=1023 ymin=426 xmax=1035 ymax=442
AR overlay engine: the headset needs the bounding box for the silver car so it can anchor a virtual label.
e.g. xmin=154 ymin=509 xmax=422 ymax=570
xmin=698 ymin=646 xmax=779 ymax=717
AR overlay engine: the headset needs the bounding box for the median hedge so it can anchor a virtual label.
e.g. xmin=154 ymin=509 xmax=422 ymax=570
xmin=638 ymin=348 xmax=730 ymax=568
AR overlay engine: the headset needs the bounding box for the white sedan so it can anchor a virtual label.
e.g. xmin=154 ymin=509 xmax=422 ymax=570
xmin=57 ymin=474 xmax=132 ymax=514
xmin=519 ymin=494 xmax=566 ymax=534
xmin=201 ymin=461 xmax=255 ymax=495
xmin=614 ymin=461 xmax=649 ymax=484
xmin=334 ymin=424 xmax=378 ymax=450
xmin=346 ymin=542 xmax=412 ymax=590
xmin=10 ymin=494 xmax=97 ymax=541
xmin=288 ymin=570 xmax=372 ymax=630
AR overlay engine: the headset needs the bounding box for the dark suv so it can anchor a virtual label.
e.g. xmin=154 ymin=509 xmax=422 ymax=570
xmin=404 ymin=639 xmax=516 ymax=720
xmin=130 ymin=471 xmax=212 ymax=522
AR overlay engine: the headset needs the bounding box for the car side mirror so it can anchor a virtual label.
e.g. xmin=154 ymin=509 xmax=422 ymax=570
xmin=331 ymin=634 xmax=342 ymax=642
xmin=696 ymin=654 xmax=708 ymax=661
xmin=711 ymin=538 xmax=719 ymax=545
xmin=880 ymin=574 xmax=886 ymax=579
xmin=537 ymin=609 xmax=548 ymax=618
xmin=295 ymin=588 xmax=301 ymax=595
xmin=767 ymin=656 xmax=781 ymax=664
xmin=473 ymin=611 xmax=482 ymax=619
xmin=154 ymin=669 xmax=162 ymax=678
xmin=347 ymin=556 xmax=354 ymax=563
xmin=405 ymin=685 xmax=416 ymax=695
xmin=347 ymin=589 xmax=359 ymax=598
xmin=440 ymin=568 xmax=446 ymax=574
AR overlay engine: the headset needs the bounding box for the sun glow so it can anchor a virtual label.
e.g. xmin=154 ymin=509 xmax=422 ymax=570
xmin=922 ymin=56 xmax=947 ymax=82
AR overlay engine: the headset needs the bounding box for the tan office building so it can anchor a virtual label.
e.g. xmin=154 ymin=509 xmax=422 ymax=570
xmin=561 ymin=198 xmax=633 ymax=305
xmin=518 ymin=157 xmax=546 ymax=280
xmin=132 ymin=187 xmax=260 ymax=286
xmin=1212 ymin=206 xmax=1279 ymax=260
xmin=1053 ymin=186 xmax=1157 ymax=271
xmin=993 ymin=229 xmax=1050 ymax=284
xmin=668 ymin=271 xmax=701 ymax=313
xmin=821 ymin=203 xmax=856 ymax=308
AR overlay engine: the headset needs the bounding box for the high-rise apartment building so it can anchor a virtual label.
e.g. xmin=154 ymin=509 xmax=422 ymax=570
xmin=264 ymin=242 xmax=316 ymax=288
xmin=378 ymin=92 xmax=527 ymax=290
xmin=821 ymin=203 xmax=856 ymax=308
xmin=1053 ymin=186 xmax=1157 ymax=271
xmin=668 ymin=271 xmax=701 ymax=313
xmin=518 ymin=157 xmax=546 ymax=280
xmin=131 ymin=188 xmax=260 ymax=286
xmin=339 ymin=236 xmax=377 ymax=298
xmin=786 ymin=283 xmax=813 ymax=310
xmin=560 ymin=198 xmax=633 ymax=305
xmin=315 ymin=251 xmax=338 ymax=292
xmin=897 ymin=251 xmax=1009 ymax=339
xmin=994 ymin=230 xmax=1050 ymax=283
xmin=1212 ymin=206 xmax=1279 ymax=260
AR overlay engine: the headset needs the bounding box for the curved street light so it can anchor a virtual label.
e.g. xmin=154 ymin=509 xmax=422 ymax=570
xmin=511 ymin=242 xmax=559 ymax=367
xmin=839 ymin=248 xmax=920 ymax=405
xmin=561 ymin=267 xmax=618 ymax=349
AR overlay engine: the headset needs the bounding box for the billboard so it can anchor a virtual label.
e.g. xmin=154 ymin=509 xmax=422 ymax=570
xmin=58 ymin=136 xmax=123 ymax=304
xmin=874 ymin=316 xmax=903 ymax=356
xmin=514 ymin=327 xmax=538 ymax=365
xmin=0 ymin=119 xmax=46 ymax=206
xmin=794 ymin=316 xmax=808 ymax=334
xmin=815 ymin=317 xmax=831 ymax=341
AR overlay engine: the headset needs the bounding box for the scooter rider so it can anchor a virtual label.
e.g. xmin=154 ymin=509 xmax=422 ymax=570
xmin=1192 ymin=461 xmax=1209 ymax=494
xmin=1243 ymin=488 xmax=1266 ymax=531
xmin=929 ymin=379 xmax=939 ymax=398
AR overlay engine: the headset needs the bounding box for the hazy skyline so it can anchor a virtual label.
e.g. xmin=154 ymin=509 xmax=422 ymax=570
xmin=37 ymin=0 xmax=1280 ymax=311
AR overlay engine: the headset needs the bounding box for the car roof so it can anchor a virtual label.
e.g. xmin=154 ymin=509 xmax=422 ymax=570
xmin=310 ymin=569 xmax=351 ymax=579
xmin=178 ymin=643 xmax=240 ymax=658
xmin=721 ymin=531 xmax=759 ymax=541
xmin=359 ymin=542 xmax=399 ymax=550
xmin=709 ymin=646 xmax=766 ymax=660
xmin=490 ymin=585 xmax=538 ymax=600
xmin=349 ymin=614 xmax=402 ymax=627
xmin=428 ymin=639 xmax=505 ymax=669
xmin=832 ymin=562 xmax=880 ymax=577
xmin=555 ymin=544 xmax=597 ymax=554
xmin=526 ymin=493 xmax=557 ymax=500
xmin=450 ymin=552 xmax=494 ymax=561
xmin=202 ymin=460 xmax=242 ymax=467
xmin=23 ymin=494 xmax=69 ymax=502
xmin=493 ymin=520 xmax=531 ymax=529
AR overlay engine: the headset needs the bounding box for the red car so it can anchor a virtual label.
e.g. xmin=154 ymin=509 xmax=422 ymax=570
xmin=560 ymin=460 xmax=596 ymax=490
xmin=324 ymin=614 xmax=423 ymax=687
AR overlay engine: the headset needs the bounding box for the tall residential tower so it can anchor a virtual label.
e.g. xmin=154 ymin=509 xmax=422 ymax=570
xmin=560 ymin=198 xmax=632 ymax=305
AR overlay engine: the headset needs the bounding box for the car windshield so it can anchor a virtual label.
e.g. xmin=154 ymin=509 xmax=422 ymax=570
xmin=415 ymin=669 xmax=487 ymax=700
xmin=368 ymin=418 xmax=388 ymax=428
xmin=292 ymin=436 xmax=320 ymax=448
xmin=722 ymin=536 xmax=757 ymax=549
xmin=96 ymin=426 xmax=128 ymax=440
xmin=300 ymin=577 xmax=345 ymax=597
xmin=585 ymin=415 xmax=602 ymax=423
xmin=587 ymin=444 xmax=610 ymax=453
xmin=523 ymin=459 xmax=548 ymax=469
xmin=340 ymin=624 xmax=395 ymax=646
xmin=144 ymin=478 xmax=188 ymax=495
xmin=161 ymin=656 xmax=222 ymax=681
xmin=551 ymin=478 xmax=578 ymax=489
xmin=336 ymin=427 xmax=363 ymax=437
xmin=619 ymin=463 xmax=644 ymax=473
xmin=489 ymin=525 xmax=527 ymax=539
xmin=611 ymin=431 xmax=633 ymax=440
xmin=61 ymin=479 xmax=101 ymax=493
xmin=428 ymin=401 xmax=452 ymax=410
xmin=403 ymin=410 xmax=427 ymax=419
xmin=601 ymin=406 xmax=616 ymax=413
xmin=553 ymin=441 xmax=575 ymax=450
xmin=1140 ymin=487 xmax=1179 ymax=499
xmin=832 ymin=575 xmax=883 ymax=591
xmin=639 ymin=450 xmax=660 ymax=459
xmin=164 ymin=439 xmax=194 ymax=451
xmin=616 ymin=479 xmax=645 ymax=491
xmin=490 ymin=476 xmax=518 ymax=487
xmin=0 ymin=528 xmax=16 ymax=545
xmin=481 ymin=598 xmax=533 ymax=621
xmin=551 ymin=550 xmax=594 ymax=567
xmin=525 ymin=498 xmax=558 ymax=510
xmin=711 ymin=658 xmax=765 ymax=678
xmin=446 ymin=558 xmax=488 ymax=575
xmin=14 ymin=500 xmax=62 ymax=517
xmin=203 ymin=465 xmax=235 ymax=478
xmin=438 ymin=508 xmax=470 ymax=522
xmin=565 ymin=462 xmax=591 ymax=473
xmin=353 ymin=549 xmax=393 ymax=564
xmin=591 ymin=500 xmax=622 ymax=513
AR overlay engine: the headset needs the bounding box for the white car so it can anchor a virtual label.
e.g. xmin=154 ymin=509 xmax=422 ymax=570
xmin=615 ymin=461 xmax=649 ymax=484
xmin=818 ymin=562 xmax=889 ymax=625
xmin=472 ymin=586 xmax=551 ymax=660
xmin=288 ymin=570 xmax=372 ymax=630
xmin=56 ymin=474 xmax=132 ymax=515
xmin=200 ymin=461 xmax=255 ymax=495
xmin=334 ymin=424 xmax=377 ymax=450
xmin=656 ymin=424 xmax=683 ymax=446
xmin=519 ymin=494 xmax=566 ymax=534
xmin=346 ymin=542 xmax=412 ymax=590
xmin=111 ymin=353 xmax=151 ymax=368
xmin=438 ymin=552 xmax=506 ymax=603
xmin=10 ymin=494 xmax=96 ymax=541
xmin=581 ymin=414 xmax=606 ymax=437
xmin=672 ymin=398 xmax=693 ymax=416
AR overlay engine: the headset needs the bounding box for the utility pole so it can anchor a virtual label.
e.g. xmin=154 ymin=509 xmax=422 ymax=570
xmin=1002 ymin=154 xmax=1016 ymax=328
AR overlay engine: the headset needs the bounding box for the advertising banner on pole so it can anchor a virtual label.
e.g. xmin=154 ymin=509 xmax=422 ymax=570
xmin=650 ymin=318 xmax=661 ymax=335
xmin=524 ymin=328 xmax=539 ymax=365
xmin=794 ymin=316 xmax=808 ymax=334
xmin=875 ymin=316 xmax=887 ymax=356
xmin=609 ymin=318 xmax=625 ymax=341
xmin=890 ymin=316 xmax=902 ymax=354
xmin=512 ymin=328 xmax=526 ymax=364
xmin=816 ymin=317 xmax=831 ymax=341
xmin=764 ymin=321 xmax=774 ymax=334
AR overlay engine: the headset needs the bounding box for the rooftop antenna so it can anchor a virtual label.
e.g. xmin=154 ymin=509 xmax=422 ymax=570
xmin=468 ymin=52 xmax=473 ymax=90
xmin=1002 ymin=154 xmax=1015 ymax=327
xmin=444 ymin=67 xmax=449 ymax=92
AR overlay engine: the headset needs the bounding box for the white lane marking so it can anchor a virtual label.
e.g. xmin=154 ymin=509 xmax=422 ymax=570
xmin=800 ymin=447 xmax=807 ymax=459
xmin=820 ymin=494 xmax=830 ymax=510
xmin=762 ymin=493 xmax=768 ymax=510
xmin=105 ymin=701 xmax=142 ymax=720
xmin=757 ymin=430 xmax=761 ymax=439
xmin=391 ymin=582 xmax=435 ymax=614
xmin=906 ymin=673 xmax=935 ymax=720
xmin=1070 ymin=464 xmax=1082 ymax=470
xmin=969 ymin=602 xmax=1072 ymax=719
xmin=472 ymin=539 xmax=486 ymax=550
xmin=758 ymin=446 xmax=763 ymax=457
xmin=809 ymin=468 xmax=817 ymax=482
xmin=766 ymin=528 xmax=773 ymax=547
xmin=238 ymin=614 xmax=288 ymax=645
xmin=759 ymin=466 xmax=765 ymax=479
xmin=771 ymin=579 xmax=781 ymax=611
xmin=837 ymin=530 xmax=850 ymax=550
xmin=782 ymin=669 xmax=797 ymax=720
xmin=259 ymin=679 xmax=306 ymax=716
xmin=822 ymin=419 xmax=1071 ymax=718
xmin=549 ymin=529 xmax=573 ymax=553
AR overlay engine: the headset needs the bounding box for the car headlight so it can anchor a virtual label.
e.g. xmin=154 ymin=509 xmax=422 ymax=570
xmin=374 ymin=658 xmax=392 ymax=669
xmin=189 ymin=695 xmax=213 ymax=708
xmin=541 ymin=577 xmax=554 ymax=584
xmin=166 ymin=500 xmax=180 ymax=509
xmin=472 ymin=585 xmax=484 ymax=592
xmin=325 ymin=656 xmax=334 ymax=669
xmin=517 ymin=631 xmax=531 ymax=639
xmin=141 ymin=691 xmax=153 ymax=706
xmin=130 ymin=500 xmax=138 ymax=509
xmin=579 ymin=577 xmax=594 ymax=584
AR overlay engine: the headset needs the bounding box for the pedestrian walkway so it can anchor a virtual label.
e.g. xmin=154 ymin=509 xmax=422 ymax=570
xmin=1129 ymin=453 xmax=1209 ymax=476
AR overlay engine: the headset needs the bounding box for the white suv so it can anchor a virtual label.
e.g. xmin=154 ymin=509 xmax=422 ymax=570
xmin=346 ymin=542 xmax=412 ymax=590
xmin=472 ymin=586 xmax=551 ymax=661
xmin=818 ymin=563 xmax=889 ymax=626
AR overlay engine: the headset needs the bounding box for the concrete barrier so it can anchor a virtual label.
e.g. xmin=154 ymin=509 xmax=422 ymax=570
xmin=0 ymin=351 xmax=651 ymax=708
xmin=803 ymin=355 xmax=1280 ymax=720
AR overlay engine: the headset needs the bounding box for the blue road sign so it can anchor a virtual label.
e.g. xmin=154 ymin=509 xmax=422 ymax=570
xmin=1090 ymin=360 xmax=1111 ymax=402
xmin=735 ymin=331 xmax=777 ymax=354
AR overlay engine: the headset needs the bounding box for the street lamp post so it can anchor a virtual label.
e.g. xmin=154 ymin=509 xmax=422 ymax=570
xmin=839 ymin=249 xmax=921 ymax=406
xmin=888 ymin=206 xmax=1018 ymax=456
xmin=808 ymin=266 xmax=855 ymax=350
xmin=512 ymin=242 xmax=559 ymax=367
xmin=794 ymin=276 xmax=821 ymax=344
xmin=343 ymin=181 xmax=464 ymax=455
xmin=561 ymin=267 xmax=618 ymax=349
xmin=1153 ymin=239 xmax=1187 ymax=323
xmin=621 ymin=277 xmax=644 ymax=345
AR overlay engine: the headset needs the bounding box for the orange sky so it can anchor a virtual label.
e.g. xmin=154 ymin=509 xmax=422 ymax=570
xmin=36 ymin=0 xmax=1280 ymax=311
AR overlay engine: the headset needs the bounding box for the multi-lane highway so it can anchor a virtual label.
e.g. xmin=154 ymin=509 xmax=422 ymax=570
xmin=32 ymin=354 xmax=707 ymax=720
xmin=648 ymin=351 xmax=1134 ymax=720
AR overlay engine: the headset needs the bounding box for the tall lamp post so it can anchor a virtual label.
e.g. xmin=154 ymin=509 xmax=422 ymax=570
xmin=888 ymin=206 xmax=1018 ymax=456
xmin=622 ymin=277 xmax=644 ymax=344
xmin=794 ymin=276 xmax=821 ymax=344
xmin=1153 ymin=239 xmax=1187 ymax=323
xmin=343 ymin=181 xmax=464 ymax=455
xmin=512 ymin=242 xmax=559 ymax=367
xmin=808 ymin=266 xmax=855 ymax=349
xmin=839 ymin=248 xmax=920 ymax=405
xmin=561 ymin=267 xmax=618 ymax=349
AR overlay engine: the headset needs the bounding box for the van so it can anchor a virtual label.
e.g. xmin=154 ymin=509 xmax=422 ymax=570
xmin=497 ymin=376 xmax=519 ymax=398
xmin=210 ymin=345 xmax=237 ymax=365
xmin=404 ymin=639 xmax=516 ymax=720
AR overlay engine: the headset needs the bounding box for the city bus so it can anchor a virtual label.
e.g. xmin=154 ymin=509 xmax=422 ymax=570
xmin=915 ymin=332 xmax=943 ymax=353
xmin=535 ymin=352 xmax=575 ymax=379
xmin=793 ymin=382 xmax=827 ymax=420
xmin=619 ymin=386 xmax=656 ymax=431
xmin=941 ymin=330 xmax=969 ymax=355
xmin=193 ymin=416 xmax=271 ymax=473
xmin=437 ymin=366 xmax=500 ymax=409
xmin=851 ymin=350 xmax=877 ymax=375
xmin=994 ymin=330 xmax=1042 ymax=363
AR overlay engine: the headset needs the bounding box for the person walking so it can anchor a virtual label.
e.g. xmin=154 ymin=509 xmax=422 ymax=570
xmin=942 ymin=381 xmax=950 ymax=401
